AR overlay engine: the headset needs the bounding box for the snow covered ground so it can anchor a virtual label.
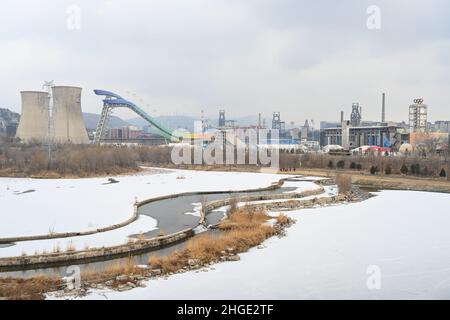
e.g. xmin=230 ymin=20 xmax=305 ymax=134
xmin=75 ymin=190 xmax=450 ymax=300
xmin=281 ymin=181 xmax=319 ymax=193
xmin=0 ymin=168 xmax=292 ymax=238
xmin=237 ymin=185 xmax=338 ymax=206
xmin=0 ymin=215 xmax=157 ymax=258
xmin=1 ymin=169 xmax=303 ymax=257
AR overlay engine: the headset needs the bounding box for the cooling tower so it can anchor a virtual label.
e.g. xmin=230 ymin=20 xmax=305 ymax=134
xmin=16 ymin=91 xmax=50 ymax=143
xmin=52 ymin=86 xmax=89 ymax=144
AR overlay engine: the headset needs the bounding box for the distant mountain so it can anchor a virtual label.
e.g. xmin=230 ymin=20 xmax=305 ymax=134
xmin=82 ymin=113 xmax=130 ymax=130
xmin=83 ymin=112 xmax=281 ymax=133
xmin=127 ymin=115 xmax=198 ymax=132
xmin=0 ymin=108 xmax=20 ymax=123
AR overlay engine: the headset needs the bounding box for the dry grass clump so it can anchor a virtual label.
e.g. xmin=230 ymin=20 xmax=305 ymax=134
xmin=157 ymin=229 xmax=166 ymax=237
xmin=336 ymin=173 xmax=352 ymax=194
xmin=52 ymin=244 xmax=61 ymax=254
xmin=149 ymin=207 xmax=276 ymax=273
xmin=149 ymin=250 xmax=191 ymax=274
xmin=0 ymin=276 xmax=63 ymax=300
xmin=276 ymin=214 xmax=290 ymax=226
xmin=220 ymin=207 xmax=270 ymax=231
xmin=228 ymin=195 xmax=239 ymax=215
xmin=66 ymin=242 xmax=77 ymax=252
xmin=137 ymin=233 xmax=148 ymax=241
xmin=82 ymin=258 xmax=140 ymax=284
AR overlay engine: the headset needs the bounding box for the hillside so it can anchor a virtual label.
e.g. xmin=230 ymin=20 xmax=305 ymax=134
xmin=82 ymin=113 xmax=130 ymax=130
xmin=127 ymin=115 xmax=198 ymax=132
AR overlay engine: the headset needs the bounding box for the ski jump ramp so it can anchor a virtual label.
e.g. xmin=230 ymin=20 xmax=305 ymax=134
xmin=93 ymin=89 xmax=180 ymax=144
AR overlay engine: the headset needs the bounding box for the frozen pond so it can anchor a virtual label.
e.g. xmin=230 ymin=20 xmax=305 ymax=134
xmin=0 ymin=168 xmax=294 ymax=238
xmin=0 ymin=169 xmax=304 ymax=258
xmin=76 ymin=189 xmax=450 ymax=300
xmin=0 ymin=169 xmax=323 ymax=276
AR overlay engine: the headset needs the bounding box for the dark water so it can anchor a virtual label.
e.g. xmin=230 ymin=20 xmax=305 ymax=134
xmin=138 ymin=186 xmax=296 ymax=238
xmin=0 ymin=230 xmax=221 ymax=279
xmin=0 ymin=183 xmax=299 ymax=279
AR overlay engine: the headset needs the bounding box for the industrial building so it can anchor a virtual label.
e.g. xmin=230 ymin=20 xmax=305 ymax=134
xmin=104 ymin=126 xmax=168 ymax=145
xmin=272 ymin=112 xmax=286 ymax=137
xmin=433 ymin=121 xmax=450 ymax=133
xmin=320 ymin=122 xmax=401 ymax=149
xmin=350 ymin=103 xmax=362 ymax=126
xmin=16 ymin=85 xmax=89 ymax=144
xmin=15 ymin=91 xmax=50 ymax=143
xmin=320 ymin=95 xmax=403 ymax=150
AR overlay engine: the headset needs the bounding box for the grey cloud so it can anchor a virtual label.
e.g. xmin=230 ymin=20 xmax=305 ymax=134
xmin=0 ymin=0 xmax=449 ymax=122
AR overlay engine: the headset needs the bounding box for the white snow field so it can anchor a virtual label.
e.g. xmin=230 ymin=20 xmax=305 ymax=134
xmin=0 ymin=168 xmax=294 ymax=238
xmin=0 ymin=169 xmax=306 ymax=257
xmin=0 ymin=215 xmax=157 ymax=258
xmin=75 ymin=190 xmax=450 ymax=300
xmin=280 ymin=180 xmax=319 ymax=193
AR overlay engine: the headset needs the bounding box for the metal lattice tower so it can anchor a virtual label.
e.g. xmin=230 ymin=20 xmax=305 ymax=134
xmin=219 ymin=110 xmax=225 ymax=127
xmin=350 ymin=103 xmax=362 ymax=127
xmin=93 ymin=100 xmax=113 ymax=144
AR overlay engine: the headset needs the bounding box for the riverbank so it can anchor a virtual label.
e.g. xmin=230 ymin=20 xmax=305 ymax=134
xmin=73 ymin=189 xmax=450 ymax=300
xmin=48 ymin=187 xmax=362 ymax=300
xmin=147 ymin=164 xmax=450 ymax=193
xmin=0 ymin=167 xmax=142 ymax=179
xmin=288 ymin=168 xmax=450 ymax=193
xmin=0 ymin=177 xmax=325 ymax=270
xmin=0 ymin=173 xmax=358 ymax=299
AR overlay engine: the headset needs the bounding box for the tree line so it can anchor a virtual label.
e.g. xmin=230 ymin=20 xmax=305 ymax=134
xmin=0 ymin=142 xmax=159 ymax=177
xmin=279 ymin=152 xmax=449 ymax=179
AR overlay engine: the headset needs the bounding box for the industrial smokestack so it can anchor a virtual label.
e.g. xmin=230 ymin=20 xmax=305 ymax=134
xmin=381 ymin=93 xmax=386 ymax=123
xmin=340 ymin=111 xmax=344 ymax=123
xmin=52 ymin=86 xmax=89 ymax=144
xmin=16 ymin=91 xmax=50 ymax=143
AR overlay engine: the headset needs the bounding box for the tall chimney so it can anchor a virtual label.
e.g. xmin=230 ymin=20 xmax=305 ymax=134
xmin=382 ymin=93 xmax=386 ymax=122
xmin=340 ymin=111 xmax=344 ymax=123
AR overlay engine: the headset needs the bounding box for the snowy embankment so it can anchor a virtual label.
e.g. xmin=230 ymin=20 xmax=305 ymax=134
xmin=77 ymin=190 xmax=450 ymax=300
xmin=184 ymin=179 xmax=327 ymax=217
xmin=236 ymin=185 xmax=338 ymax=207
xmin=0 ymin=169 xmax=303 ymax=258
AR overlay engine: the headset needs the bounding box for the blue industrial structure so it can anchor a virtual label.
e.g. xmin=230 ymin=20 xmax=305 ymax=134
xmin=93 ymin=90 xmax=180 ymax=144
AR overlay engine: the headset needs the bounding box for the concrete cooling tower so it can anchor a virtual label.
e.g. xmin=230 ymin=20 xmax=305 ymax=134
xmin=16 ymin=91 xmax=50 ymax=143
xmin=52 ymin=86 xmax=89 ymax=144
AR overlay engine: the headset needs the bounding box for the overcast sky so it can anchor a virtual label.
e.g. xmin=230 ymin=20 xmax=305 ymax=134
xmin=1 ymin=0 xmax=449 ymax=123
